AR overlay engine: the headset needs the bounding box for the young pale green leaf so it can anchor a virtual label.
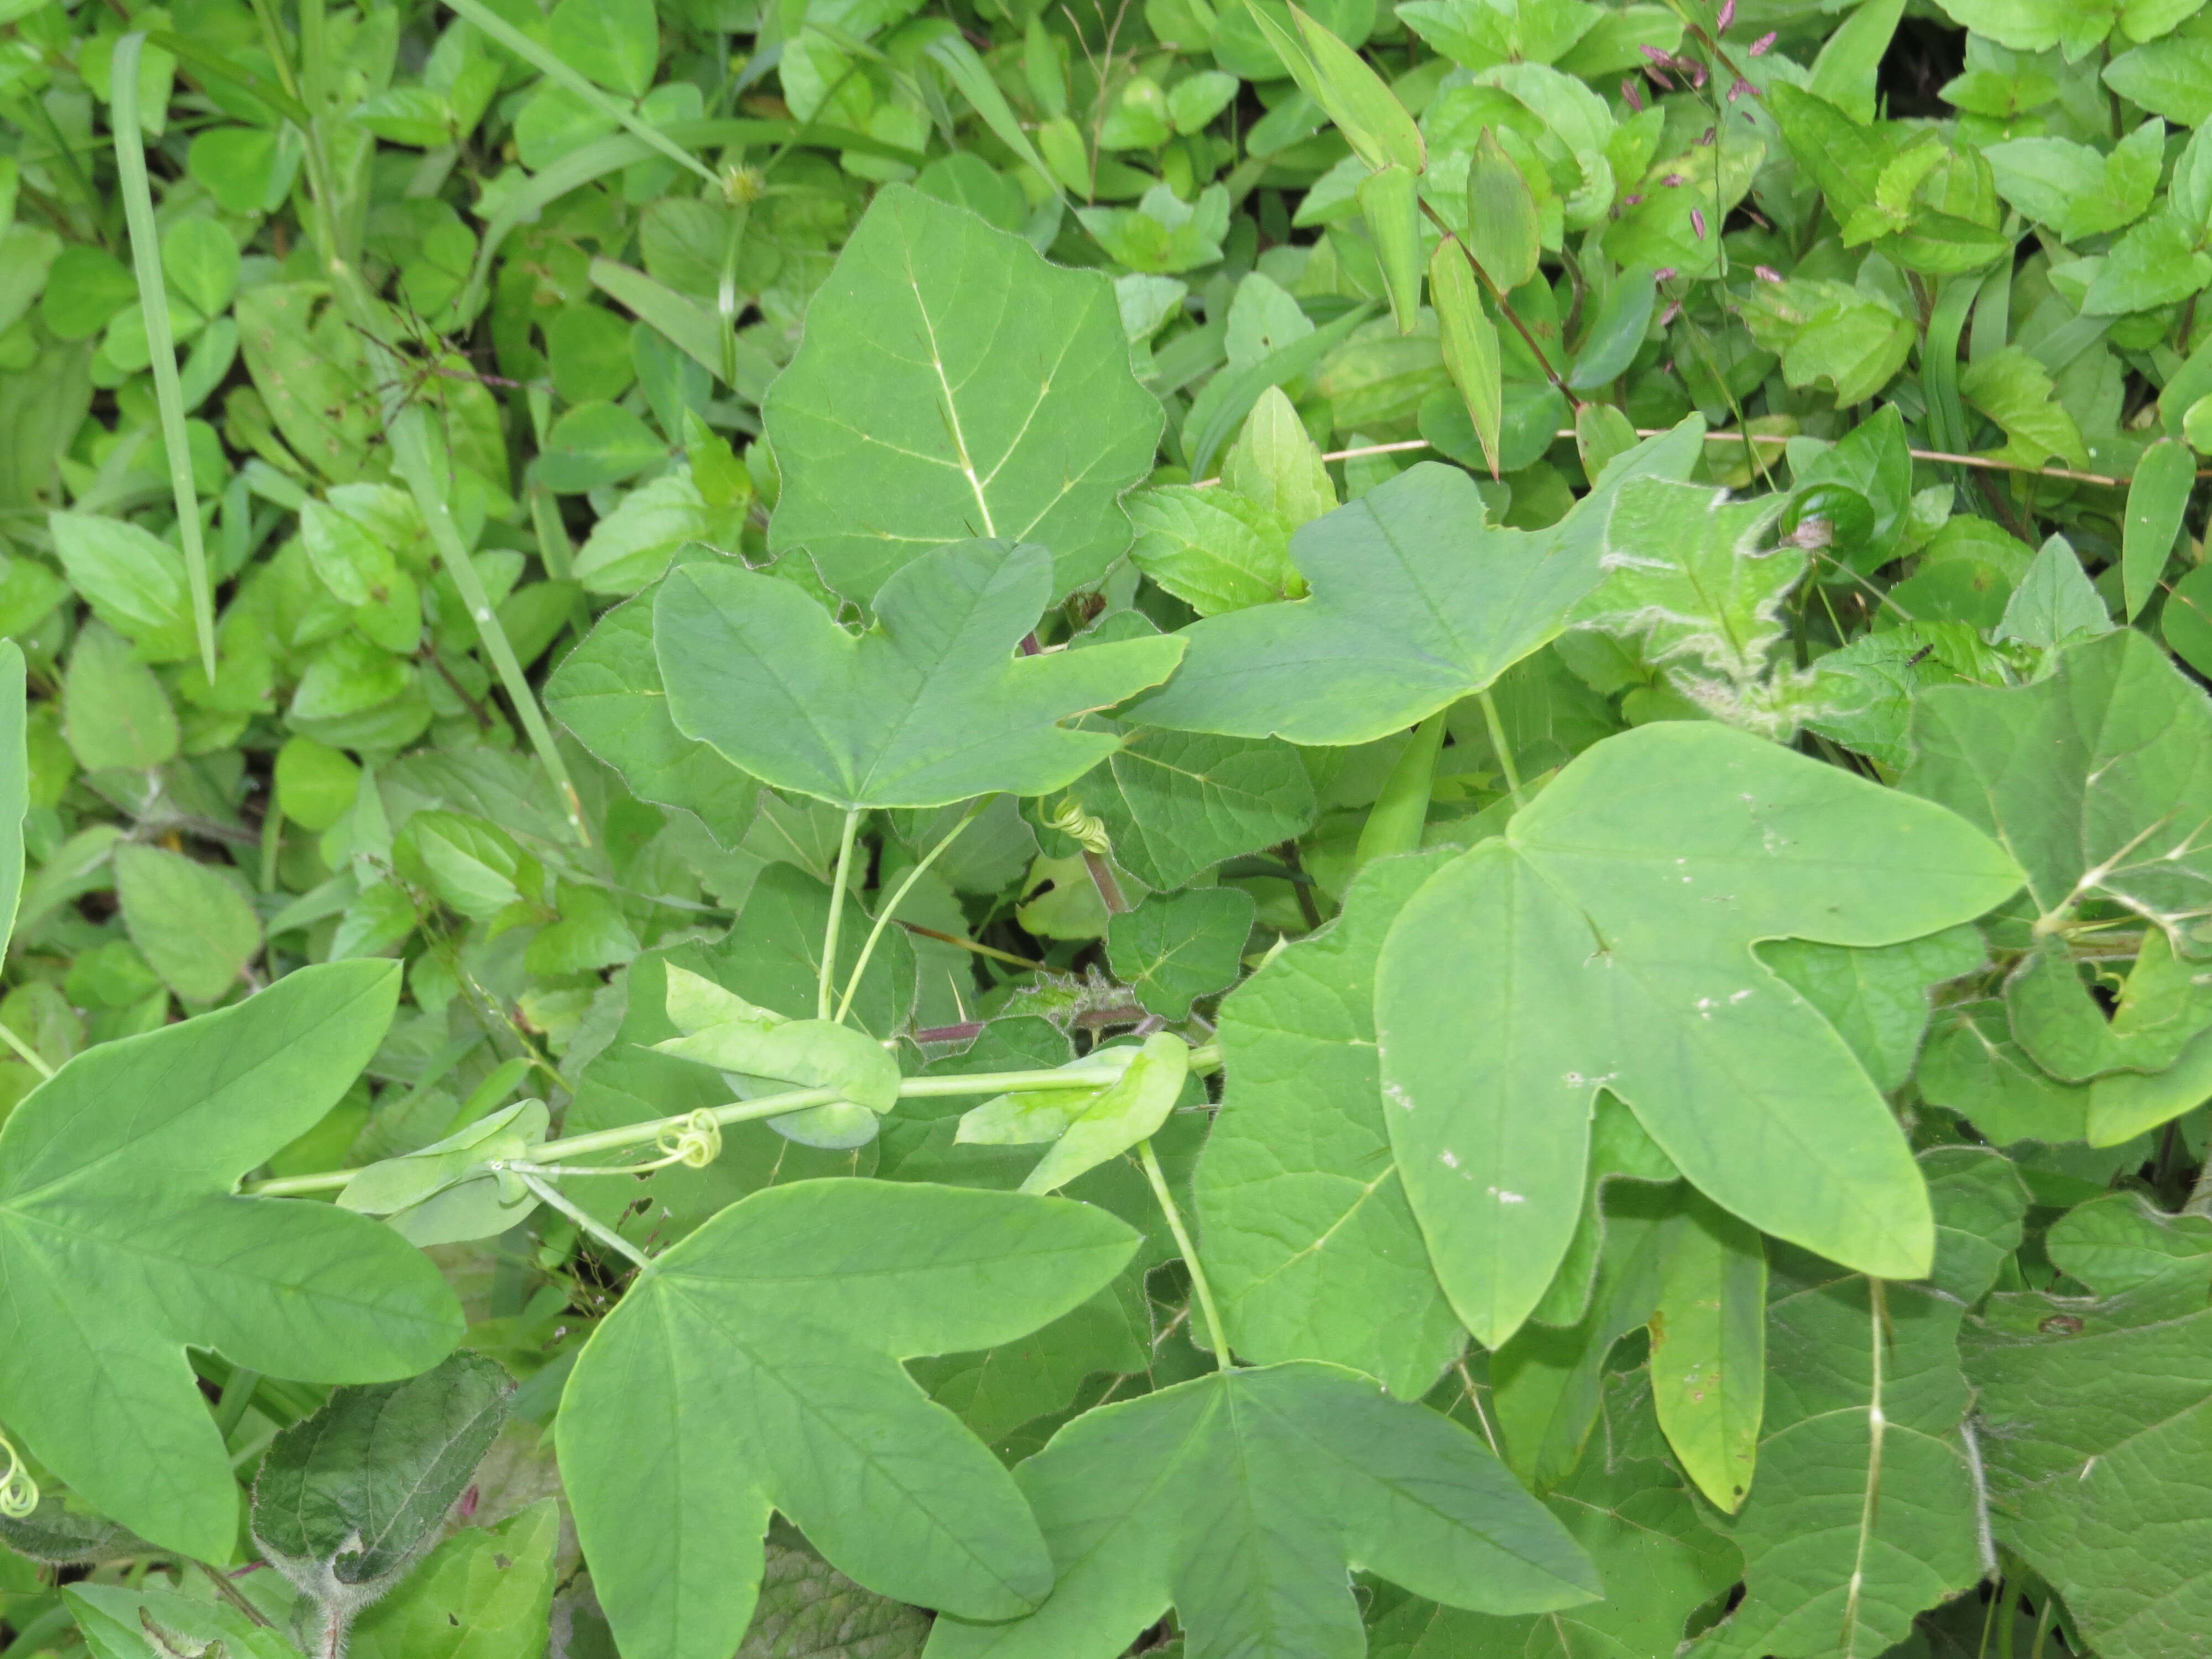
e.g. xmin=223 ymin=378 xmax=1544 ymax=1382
xmin=1376 ymin=722 xmax=2023 ymax=1348
xmin=1220 ymin=385 xmax=1335 ymax=528
xmin=1465 ymin=132 xmax=1542 ymax=293
xmin=1567 ymin=268 xmax=1656 ymax=391
xmin=1136 ymin=420 xmax=1707 ymax=744
xmin=546 ymin=587 xmax=761 ymax=845
xmin=763 ymin=185 xmax=1162 ymax=603
xmin=1017 ymin=1031 xmax=1187 ymax=1194
xmin=1430 ymin=238 xmax=1504 ymax=477
xmin=1358 ymin=163 xmax=1425 ymax=333
xmin=349 ymin=1500 xmax=561 ymax=1659
xmin=655 ymin=540 xmax=1183 ymax=809
xmin=65 ymin=1585 xmax=297 ymax=1659
xmin=1126 ymin=484 xmax=1303 ymax=616
xmin=0 ymin=960 xmax=461 ymax=1561
xmin=1649 ymin=1191 xmax=1766 ymax=1514
xmin=2124 ymin=436 xmax=2194 ymax=620
xmin=1761 ymin=924 xmax=1988 ymax=1094
xmin=957 ymin=1046 xmax=1138 ymax=1146
xmin=1992 ymin=534 xmax=2113 ymax=650
xmin=252 ymin=1352 xmax=513 ymax=1595
xmin=654 ymin=963 xmax=902 ymax=1111
xmin=1194 ymin=851 xmax=1466 ymax=1402
xmin=556 ymin=1179 xmax=1138 ymax=1659
xmin=922 ymin=1361 xmax=1599 ymax=1659
xmin=337 ymin=1099 xmax=549 ymax=1246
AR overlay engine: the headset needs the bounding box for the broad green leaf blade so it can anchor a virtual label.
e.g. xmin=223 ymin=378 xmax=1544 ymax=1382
xmin=655 ymin=540 xmax=1183 ymax=809
xmin=1376 ymin=722 xmax=2022 ymax=1347
xmin=1365 ymin=1451 xmax=1740 ymax=1659
xmin=113 ymin=843 xmax=262 ymax=1004
xmin=1963 ymin=1196 xmax=2212 ymax=1659
xmin=1761 ymin=925 xmax=1989 ymax=1094
xmin=1106 ymin=887 xmax=1255 ymax=1018
xmin=1904 ymin=628 xmax=2212 ymax=947
xmin=0 ymin=959 xmax=462 ymax=1561
xmin=1650 ymin=1191 xmax=1766 ymax=1513
xmin=1702 ymin=1149 xmax=2025 ymax=1659
xmin=1018 ymin=1031 xmax=1187 ymax=1194
xmin=545 ymin=588 xmax=760 ymax=846
xmin=923 ymin=1361 xmax=1600 ymax=1659
xmin=763 ymin=184 xmax=1163 ymax=603
xmin=1072 ymin=724 xmax=1318 ymax=890
xmin=1194 ymin=849 xmax=1468 ymax=1399
xmin=349 ymin=1500 xmax=562 ymax=1659
xmin=557 ymin=1179 xmax=1138 ymax=1659
xmin=65 ymin=1584 xmax=298 ymax=1659
xmin=655 ymin=964 xmax=902 ymax=1110
xmin=252 ymin=1353 xmax=513 ymax=1589
xmin=1135 ymin=420 xmax=1708 ymax=745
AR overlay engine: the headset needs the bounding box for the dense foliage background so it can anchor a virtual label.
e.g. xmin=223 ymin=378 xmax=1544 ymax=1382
xmin=4 ymin=0 xmax=2212 ymax=1652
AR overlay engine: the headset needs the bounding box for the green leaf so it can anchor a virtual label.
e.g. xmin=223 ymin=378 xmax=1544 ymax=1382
xmin=1013 ymin=1032 xmax=1188 ymax=1194
xmin=1107 ymin=887 xmax=1255 ymax=1018
xmin=1984 ymin=121 xmax=2163 ymax=242
xmin=1994 ymin=534 xmax=2115 ymax=649
xmin=1125 ymin=484 xmax=1303 ymax=617
xmin=546 ymin=587 xmax=760 ymax=845
xmin=557 ymin=1179 xmax=1138 ymax=1659
xmin=2104 ymin=35 xmax=2212 ymax=125
xmin=252 ymin=1353 xmax=513 ymax=1595
xmin=739 ymin=1533 xmax=933 ymax=1657
xmin=1903 ymin=629 xmax=2212 ymax=956
xmin=763 ymin=184 xmax=1162 ymax=603
xmin=1368 ymin=1448 xmax=1740 ymax=1659
xmin=113 ymin=844 xmax=261 ymax=1004
xmin=1761 ymin=925 xmax=1989 ymax=1094
xmin=349 ymin=1500 xmax=562 ymax=1659
xmin=548 ymin=0 xmax=656 ymax=98
xmin=923 ymin=1360 xmax=1600 ymax=1659
xmin=536 ymin=400 xmax=665 ymax=493
xmin=1962 ymin=1193 xmax=2212 ymax=1659
xmin=1466 ymin=133 xmax=1542 ymax=292
xmin=654 ymin=539 xmax=1182 ymax=809
xmin=62 ymin=620 xmax=178 ymax=773
xmin=1068 ymin=724 xmax=1318 ymax=890
xmin=2085 ymin=211 xmax=2212 ymax=316
xmin=1136 ymin=421 xmax=1707 ymax=744
xmin=1431 ymin=238 xmax=1505 ymax=477
xmin=2124 ymin=436 xmax=2194 ymax=619
xmin=0 ymin=960 xmax=461 ymax=1561
xmin=1193 ymin=850 xmax=1467 ymax=1401
xmin=654 ymin=962 xmax=901 ymax=1110
xmin=49 ymin=510 xmax=195 ymax=662
xmin=1650 ymin=1191 xmax=1766 ymax=1513
xmin=1702 ymin=1152 xmax=2025 ymax=1659
xmin=338 ymin=1099 xmax=549 ymax=1246
xmin=1375 ymin=722 xmax=2023 ymax=1347
xmin=65 ymin=1584 xmax=298 ymax=1659
xmin=1221 ymin=385 xmax=1336 ymax=528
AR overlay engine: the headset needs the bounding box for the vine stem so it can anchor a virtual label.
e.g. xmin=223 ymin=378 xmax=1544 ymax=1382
xmin=1478 ymin=689 xmax=1523 ymax=804
xmin=1139 ymin=1138 xmax=1229 ymax=1371
xmin=247 ymin=1051 xmax=1222 ymax=1196
xmin=821 ymin=808 xmax=862 ymax=1020
xmin=1841 ymin=1278 xmax=1889 ymax=1657
xmin=0 ymin=1019 xmax=54 ymax=1080
xmin=504 ymin=1166 xmax=651 ymax=1270
xmin=838 ymin=798 xmax=988 ymax=1023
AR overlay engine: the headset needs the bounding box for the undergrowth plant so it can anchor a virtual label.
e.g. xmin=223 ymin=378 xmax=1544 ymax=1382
xmin=3 ymin=0 xmax=2212 ymax=1654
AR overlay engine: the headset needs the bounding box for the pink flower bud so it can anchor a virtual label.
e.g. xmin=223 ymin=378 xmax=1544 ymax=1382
xmin=1659 ymin=299 xmax=1683 ymax=326
xmin=1663 ymin=173 xmax=1686 ymax=186
xmin=1691 ymin=207 xmax=1707 ymax=239
xmin=1717 ymin=0 xmax=1735 ymax=29
xmin=1755 ymin=264 xmax=1782 ymax=282
xmin=1641 ymin=42 xmax=1672 ymax=63
xmin=1653 ymin=268 xmax=1677 ymax=283
xmin=1621 ymin=77 xmax=1645 ymax=112
xmin=1624 ymin=194 xmax=1645 ymax=206
xmin=1750 ymin=30 xmax=1775 ymax=53
xmin=1728 ymin=77 xmax=1755 ymax=101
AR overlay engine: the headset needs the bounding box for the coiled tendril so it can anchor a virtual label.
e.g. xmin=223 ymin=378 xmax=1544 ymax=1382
xmin=0 ymin=1429 xmax=39 ymax=1519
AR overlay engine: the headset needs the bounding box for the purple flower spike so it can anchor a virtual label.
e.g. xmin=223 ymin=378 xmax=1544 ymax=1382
xmin=1755 ymin=264 xmax=1782 ymax=282
xmin=1691 ymin=207 xmax=1707 ymax=239
xmin=1717 ymin=0 xmax=1735 ymax=29
xmin=1750 ymin=30 xmax=1775 ymax=53
xmin=1622 ymin=77 xmax=1645 ymax=112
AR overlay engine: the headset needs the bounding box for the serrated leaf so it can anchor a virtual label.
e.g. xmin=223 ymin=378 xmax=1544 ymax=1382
xmin=1375 ymin=722 xmax=2023 ymax=1347
xmin=763 ymin=185 xmax=1163 ymax=603
xmin=655 ymin=539 xmax=1182 ymax=810
xmin=0 ymin=961 xmax=462 ymax=1561
xmin=252 ymin=1352 xmax=513 ymax=1593
xmin=1194 ymin=849 xmax=1467 ymax=1399
xmin=557 ymin=1180 xmax=1138 ymax=1659
xmin=1106 ymin=887 xmax=1254 ymax=1018
xmin=1136 ymin=421 xmax=1708 ymax=744
xmin=738 ymin=1534 xmax=932 ymax=1658
xmin=113 ymin=844 xmax=262 ymax=1004
xmin=922 ymin=1361 xmax=1600 ymax=1659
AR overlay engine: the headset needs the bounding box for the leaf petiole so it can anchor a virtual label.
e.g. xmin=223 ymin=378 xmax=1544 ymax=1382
xmin=837 ymin=797 xmax=990 ymax=1024
xmin=1139 ymin=1138 xmax=1229 ymax=1371
xmin=502 ymin=1165 xmax=652 ymax=1270
xmin=820 ymin=807 xmax=863 ymax=1020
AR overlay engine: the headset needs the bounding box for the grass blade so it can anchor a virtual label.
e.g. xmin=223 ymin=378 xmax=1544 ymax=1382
xmin=110 ymin=32 xmax=218 ymax=682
